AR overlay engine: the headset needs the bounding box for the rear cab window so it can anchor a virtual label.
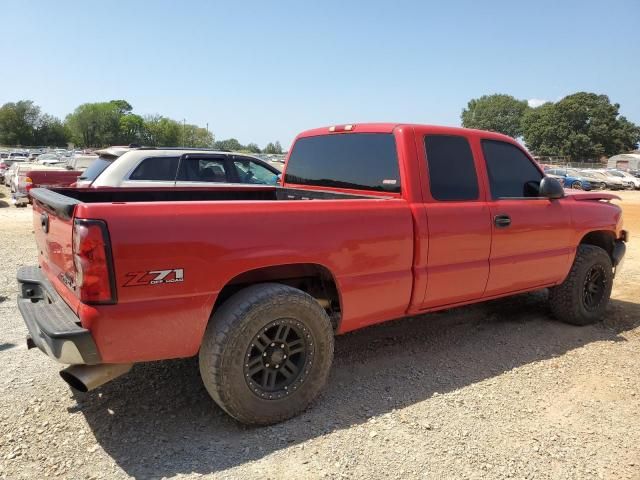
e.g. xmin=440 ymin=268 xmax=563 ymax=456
xmin=284 ymin=133 xmax=400 ymax=193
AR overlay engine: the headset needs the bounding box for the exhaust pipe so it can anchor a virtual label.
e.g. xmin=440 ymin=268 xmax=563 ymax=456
xmin=60 ymin=363 xmax=133 ymax=392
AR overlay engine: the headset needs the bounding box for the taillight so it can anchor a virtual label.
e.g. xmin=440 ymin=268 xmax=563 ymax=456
xmin=24 ymin=176 xmax=33 ymax=192
xmin=72 ymin=219 xmax=116 ymax=304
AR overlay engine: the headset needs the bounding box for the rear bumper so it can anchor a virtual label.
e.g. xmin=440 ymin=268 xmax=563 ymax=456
xmin=17 ymin=266 xmax=101 ymax=365
xmin=12 ymin=193 xmax=29 ymax=205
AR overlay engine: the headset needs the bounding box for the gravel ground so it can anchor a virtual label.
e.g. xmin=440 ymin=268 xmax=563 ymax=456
xmin=0 ymin=186 xmax=639 ymax=480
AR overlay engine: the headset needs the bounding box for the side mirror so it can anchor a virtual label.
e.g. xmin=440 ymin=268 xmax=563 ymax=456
xmin=540 ymin=177 xmax=565 ymax=199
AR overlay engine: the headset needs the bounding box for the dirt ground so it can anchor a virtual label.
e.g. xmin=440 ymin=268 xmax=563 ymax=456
xmin=0 ymin=186 xmax=639 ymax=480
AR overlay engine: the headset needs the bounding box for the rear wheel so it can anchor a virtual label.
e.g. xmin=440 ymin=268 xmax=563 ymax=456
xmin=199 ymin=283 xmax=334 ymax=425
xmin=571 ymin=181 xmax=583 ymax=190
xmin=549 ymin=245 xmax=613 ymax=325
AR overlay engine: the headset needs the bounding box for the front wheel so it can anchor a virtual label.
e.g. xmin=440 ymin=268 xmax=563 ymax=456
xmin=549 ymin=245 xmax=613 ymax=325
xmin=199 ymin=283 xmax=334 ymax=425
xmin=571 ymin=181 xmax=583 ymax=190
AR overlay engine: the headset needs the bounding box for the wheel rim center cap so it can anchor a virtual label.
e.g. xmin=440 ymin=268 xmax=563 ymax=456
xmin=269 ymin=349 xmax=285 ymax=365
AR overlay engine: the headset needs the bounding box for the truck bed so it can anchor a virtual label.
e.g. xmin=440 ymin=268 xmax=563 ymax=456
xmin=32 ymin=186 xmax=385 ymax=218
xmin=29 ymin=185 xmax=415 ymax=361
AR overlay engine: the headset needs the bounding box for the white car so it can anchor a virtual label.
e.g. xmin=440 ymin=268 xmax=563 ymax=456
xmin=35 ymin=153 xmax=62 ymax=165
xmin=78 ymin=147 xmax=281 ymax=188
xmin=607 ymin=169 xmax=640 ymax=190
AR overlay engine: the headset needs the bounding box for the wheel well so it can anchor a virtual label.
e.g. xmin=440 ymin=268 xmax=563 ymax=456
xmin=580 ymin=231 xmax=615 ymax=259
xmin=213 ymin=264 xmax=342 ymax=330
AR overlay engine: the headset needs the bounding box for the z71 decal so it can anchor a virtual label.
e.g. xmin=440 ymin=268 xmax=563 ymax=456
xmin=123 ymin=268 xmax=184 ymax=287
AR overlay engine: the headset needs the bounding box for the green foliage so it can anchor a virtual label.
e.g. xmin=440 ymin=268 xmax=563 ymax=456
xmin=522 ymin=92 xmax=640 ymax=160
xmin=461 ymin=94 xmax=529 ymax=138
xmin=0 ymin=98 xmax=270 ymax=151
xmin=0 ymin=100 xmax=42 ymax=145
xmin=34 ymin=114 xmax=68 ymax=146
xmin=245 ymin=142 xmax=261 ymax=153
xmin=263 ymin=141 xmax=283 ymax=154
xmin=119 ymin=114 xmax=145 ymax=144
xmin=213 ymin=138 xmax=243 ymax=151
xmin=182 ymin=124 xmax=214 ymax=148
xmin=141 ymin=115 xmax=181 ymax=146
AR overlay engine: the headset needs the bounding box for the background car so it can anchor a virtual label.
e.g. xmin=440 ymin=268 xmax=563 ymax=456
xmin=574 ymin=170 xmax=607 ymax=190
xmin=607 ymin=169 xmax=640 ymax=190
xmin=85 ymin=148 xmax=281 ymax=188
xmin=595 ymin=169 xmax=630 ymax=190
xmin=544 ymin=168 xmax=593 ymax=190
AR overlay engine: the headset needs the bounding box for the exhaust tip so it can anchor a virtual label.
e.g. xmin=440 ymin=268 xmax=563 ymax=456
xmin=59 ymin=363 xmax=133 ymax=392
xmin=59 ymin=369 xmax=89 ymax=392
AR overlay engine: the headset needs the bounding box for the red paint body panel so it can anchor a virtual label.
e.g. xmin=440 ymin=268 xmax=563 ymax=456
xmin=26 ymin=169 xmax=81 ymax=190
xmin=30 ymin=124 xmax=625 ymax=365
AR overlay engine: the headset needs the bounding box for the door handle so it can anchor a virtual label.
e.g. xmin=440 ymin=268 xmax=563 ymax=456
xmin=494 ymin=214 xmax=511 ymax=228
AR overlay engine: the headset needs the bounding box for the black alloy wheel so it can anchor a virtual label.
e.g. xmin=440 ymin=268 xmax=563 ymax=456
xmin=244 ymin=319 xmax=313 ymax=399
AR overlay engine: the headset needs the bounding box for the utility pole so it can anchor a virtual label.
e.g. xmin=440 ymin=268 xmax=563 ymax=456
xmin=183 ymin=118 xmax=186 ymax=147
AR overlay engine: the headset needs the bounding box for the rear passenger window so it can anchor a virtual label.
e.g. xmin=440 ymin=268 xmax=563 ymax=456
xmin=129 ymin=157 xmax=179 ymax=181
xmin=177 ymin=158 xmax=229 ymax=182
xmin=482 ymin=140 xmax=543 ymax=198
xmin=424 ymin=135 xmax=478 ymax=201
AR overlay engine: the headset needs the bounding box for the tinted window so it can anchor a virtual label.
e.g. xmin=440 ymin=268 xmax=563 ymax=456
xmin=177 ymin=157 xmax=229 ymax=182
xmin=130 ymin=156 xmax=179 ymax=181
xmin=482 ymin=141 xmax=543 ymax=198
xmin=234 ymin=160 xmax=279 ymax=185
xmin=285 ymin=133 xmax=400 ymax=193
xmin=424 ymin=135 xmax=478 ymax=201
xmin=78 ymin=157 xmax=113 ymax=181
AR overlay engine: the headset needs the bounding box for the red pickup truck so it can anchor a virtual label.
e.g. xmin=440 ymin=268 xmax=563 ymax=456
xmin=19 ymin=124 xmax=627 ymax=425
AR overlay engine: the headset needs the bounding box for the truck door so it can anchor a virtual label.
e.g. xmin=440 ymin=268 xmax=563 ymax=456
xmin=417 ymin=133 xmax=492 ymax=308
xmin=480 ymin=139 xmax=573 ymax=296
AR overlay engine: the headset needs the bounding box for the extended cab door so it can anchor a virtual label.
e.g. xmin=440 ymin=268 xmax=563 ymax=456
xmin=417 ymin=131 xmax=492 ymax=308
xmin=479 ymin=139 xmax=573 ymax=296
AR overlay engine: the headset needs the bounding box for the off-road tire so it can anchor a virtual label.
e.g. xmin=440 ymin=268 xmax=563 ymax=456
xmin=199 ymin=283 xmax=334 ymax=425
xmin=549 ymin=245 xmax=613 ymax=325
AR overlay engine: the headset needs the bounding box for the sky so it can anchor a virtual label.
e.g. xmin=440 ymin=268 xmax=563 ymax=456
xmin=1 ymin=0 xmax=639 ymax=148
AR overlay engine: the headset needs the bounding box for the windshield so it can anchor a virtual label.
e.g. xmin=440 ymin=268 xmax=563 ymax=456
xmin=77 ymin=157 xmax=113 ymax=181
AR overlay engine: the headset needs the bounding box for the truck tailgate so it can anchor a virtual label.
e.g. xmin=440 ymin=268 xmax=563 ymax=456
xmin=31 ymin=189 xmax=81 ymax=314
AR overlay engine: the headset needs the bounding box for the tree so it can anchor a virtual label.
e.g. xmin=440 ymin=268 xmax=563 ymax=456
xmin=0 ymin=100 xmax=41 ymax=145
xmin=66 ymin=100 xmax=142 ymax=147
xmin=214 ymin=138 xmax=243 ymax=151
xmin=119 ymin=114 xmax=145 ymax=144
xmin=183 ymin=124 xmax=214 ymax=148
xmin=263 ymin=141 xmax=283 ymax=154
xmin=34 ymin=114 xmax=69 ymax=146
xmin=522 ymin=92 xmax=640 ymax=160
xmin=461 ymin=94 xmax=529 ymax=138
xmin=141 ymin=115 xmax=181 ymax=146
xmin=245 ymin=142 xmax=261 ymax=153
